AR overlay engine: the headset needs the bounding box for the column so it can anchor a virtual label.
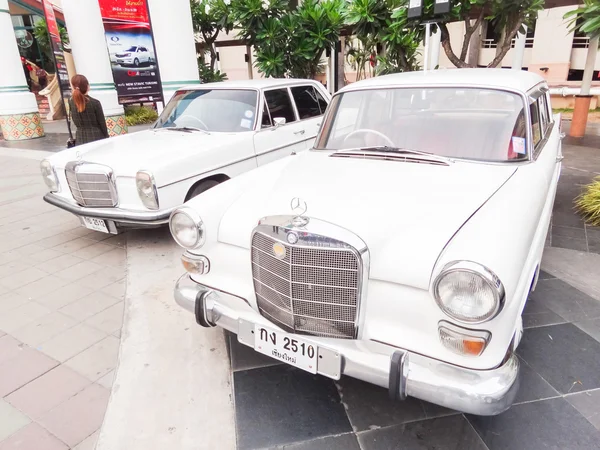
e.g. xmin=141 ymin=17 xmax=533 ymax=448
xmin=0 ymin=0 xmax=44 ymax=141
xmin=511 ymin=25 xmax=527 ymax=71
xmin=62 ymin=0 xmax=127 ymax=136
xmin=147 ymin=0 xmax=200 ymax=105
xmin=429 ymin=25 xmax=441 ymax=70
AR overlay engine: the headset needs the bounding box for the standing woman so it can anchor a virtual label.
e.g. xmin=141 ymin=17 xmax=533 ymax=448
xmin=69 ymin=75 xmax=109 ymax=146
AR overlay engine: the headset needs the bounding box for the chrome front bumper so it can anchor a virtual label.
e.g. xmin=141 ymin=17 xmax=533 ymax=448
xmin=43 ymin=193 xmax=173 ymax=227
xmin=174 ymin=274 xmax=520 ymax=416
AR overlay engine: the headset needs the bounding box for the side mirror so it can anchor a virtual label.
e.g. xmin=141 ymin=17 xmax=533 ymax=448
xmin=273 ymin=117 xmax=286 ymax=128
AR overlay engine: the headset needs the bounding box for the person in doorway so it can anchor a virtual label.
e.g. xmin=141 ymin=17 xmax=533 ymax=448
xmin=69 ymin=74 xmax=109 ymax=145
xmin=21 ymin=57 xmax=33 ymax=90
xmin=36 ymin=67 xmax=48 ymax=89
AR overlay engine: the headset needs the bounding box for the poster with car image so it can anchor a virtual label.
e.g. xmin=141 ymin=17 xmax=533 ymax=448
xmin=98 ymin=0 xmax=163 ymax=104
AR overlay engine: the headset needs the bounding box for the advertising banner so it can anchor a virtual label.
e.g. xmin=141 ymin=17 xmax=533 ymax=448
xmin=98 ymin=0 xmax=163 ymax=104
xmin=41 ymin=0 xmax=71 ymax=108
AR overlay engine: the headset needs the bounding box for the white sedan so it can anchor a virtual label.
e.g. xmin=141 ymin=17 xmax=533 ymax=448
xmin=170 ymin=69 xmax=563 ymax=415
xmin=40 ymin=79 xmax=330 ymax=234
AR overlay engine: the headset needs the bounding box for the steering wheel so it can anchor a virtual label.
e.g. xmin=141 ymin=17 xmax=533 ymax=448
xmin=175 ymin=115 xmax=209 ymax=131
xmin=343 ymin=129 xmax=395 ymax=147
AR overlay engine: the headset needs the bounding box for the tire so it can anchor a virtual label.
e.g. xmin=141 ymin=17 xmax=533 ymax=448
xmin=186 ymin=179 xmax=220 ymax=201
xmin=134 ymin=58 xmax=140 ymax=67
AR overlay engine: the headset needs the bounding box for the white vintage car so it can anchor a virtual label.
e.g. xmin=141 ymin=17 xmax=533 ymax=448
xmin=171 ymin=69 xmax=563 ymax=415
xmin=40 ymin=79 xmax=329 ymax=234
xmin=115 ymin=45 xmax=154 ymax=67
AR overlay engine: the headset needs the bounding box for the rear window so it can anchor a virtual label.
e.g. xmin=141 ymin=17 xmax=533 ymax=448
xmin=316 ymin=87 xmax=529 ymax=162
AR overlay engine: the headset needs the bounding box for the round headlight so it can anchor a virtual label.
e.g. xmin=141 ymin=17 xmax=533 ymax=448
xmin=40 ymin=159 xmax=58 ymax=191
xmin=169 ymin=208 xmax=205 ymax=249
xmin=433 ymin=261 xmax=505 ymax=324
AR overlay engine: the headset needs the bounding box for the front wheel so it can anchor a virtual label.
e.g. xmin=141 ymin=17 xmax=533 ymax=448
xmin=134 ymin=58 xmax=140 ymax=67
xmin=186 ymin=179 xmax=220 ymax=201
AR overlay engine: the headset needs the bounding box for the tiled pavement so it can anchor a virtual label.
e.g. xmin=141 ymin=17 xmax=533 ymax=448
xmin=0 ymin=152 xmax=126 ymax=449
xmin=226 ymin=272 xmax=600 ymax=450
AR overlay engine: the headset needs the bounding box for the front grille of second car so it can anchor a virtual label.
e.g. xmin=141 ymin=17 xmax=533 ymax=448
xmin=65 ymin=166 xmax=116 ymax=207
xmin=251 ymin=232 xmax=360 ymax=339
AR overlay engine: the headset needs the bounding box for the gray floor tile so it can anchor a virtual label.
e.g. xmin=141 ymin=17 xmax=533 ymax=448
xmin=468 ymin=397 xmax=600 ymax=450
xmin=358 ymin=415 xmax=488 ymax=450
xmin=566 ymin=389 xmax=600 ymax=430
xmin=275 ymin=433 xmax=360 ymax=450
xmin=538 ymin=270 xmax=556 ymax=280
xmin=228 ymin=332 xmax=282 ymax=372
xmin=529 ymin=278 xmax=600 ymax=322
xmin=513 ymin=357 xmax=560 ymax=404
xmin=552 ymin=225 xmax=587 ymax=240
xmin=551 ymin=235 xmax=588 ymax=252
xmin=518 ymin=324 xmax=600 ymax=394
xmin=575 ymin=318 xmax=600 ymax=343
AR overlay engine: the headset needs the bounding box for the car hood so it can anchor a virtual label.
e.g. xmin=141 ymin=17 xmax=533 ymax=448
xmin=218 ymin=151 xmax=517 ymax=289
xmin=48 ymin=129 xmax=251 ymax=185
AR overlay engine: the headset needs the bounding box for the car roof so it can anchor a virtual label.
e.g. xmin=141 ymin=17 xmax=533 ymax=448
xmin=340 ymin=69 xmax=546 ymax=94
xmin=180 ymin=78 xmax=321 ymax=91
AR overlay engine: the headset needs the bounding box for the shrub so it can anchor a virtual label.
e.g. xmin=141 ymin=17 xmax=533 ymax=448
xmin=575 ymin=177 xmax=600 ymax=227
xmin=125 ymin=106 xmax=158 ymax=126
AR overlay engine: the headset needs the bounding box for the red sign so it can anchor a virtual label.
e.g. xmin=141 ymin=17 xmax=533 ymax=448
xmin=42 ymin=0 xmax=59 ymax=37
xmin=98 ymin=0 xmax=163 ymax=104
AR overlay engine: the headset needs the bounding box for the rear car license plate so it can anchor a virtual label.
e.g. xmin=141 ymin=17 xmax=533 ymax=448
xmin=254 ymin=325 xmax=317 ymax=374
xmin=81 ymin=216 xmax=109 ymax=233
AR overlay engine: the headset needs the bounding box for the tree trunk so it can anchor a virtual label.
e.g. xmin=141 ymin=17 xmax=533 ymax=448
xmin=439 ymin=23 xmax=473 ymax=68
xmin=487 ymin=19 xmax=524 ymax=68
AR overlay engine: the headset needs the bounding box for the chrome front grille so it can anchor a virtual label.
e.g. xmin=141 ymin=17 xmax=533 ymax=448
xmin=65 ymin=162 xmax=117 ymax=207
xmin=251 ymin=230 xmax=361 ymax=339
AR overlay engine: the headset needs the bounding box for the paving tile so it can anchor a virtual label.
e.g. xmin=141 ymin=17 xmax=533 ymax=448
xmin=514 ymin=356 xmax=560 ymax=404
xmin=53 ymin=261 xmax=104 ymax=282
xmin=71 ymin=242 xmax=114 ymax=260
xmin=358 ymin=414 xmax=487 ymax=450
xmin=84 ymin=302 xmax=124 ymax=334
xmin=0 ymin=267 xmax=48 ymax=291
xmin=518 ymin=323 xmax=600 ymax=394
xmin=91 ymin=247 xmax=126 ymax=266
xmin=0 ymin=302 xmax=52 ymax=333
xmin=6 ymin=365 xmax=91 ymax=419
xmin=102 ymin=234 xmax=127 ymax=248
xmin=522 ymin=296 xmax=567 ymax=329
xmin=552 ymin=235 xmax=589 ymax=252
xmin=0 ymin=346 xmax=58 ymax=397
xmin=234 ymin=365 xmax=352 ymax=449
xmin=538 ymin=270 xmax=556 ymax=281
xmin=60 ymin=291 xmax=121 ymax=321
xmin=0 ymin=260 xmax=30 ymax=279
xmin=97 ymin=370 xmax=115 ymax=390
xmin=72 ymin=430 xmax=99 ymax=450
xmin=229 ymin=332 xmax=281 ymax=372
xmin=589 ymin=239 xmax=600 ymax=255
xmin=0 ymin=335 xmax=26 ymax=365
xmin=0 ymin=399 xmax=31 ymax=442
xmin=35 ymin=283 xmax=94 ymax=311
xmin=37 ymin=384 xmax=110 ymax=447
xmin=278 ymin=433 xmax=360 ymax=449
xmin=36 ymin=254 xmax=84 ymax=275
xmin=75 ymin=266 xmax=125 ymax=290
xmin=14 ymin=275 xmax=70 ymax=301
xmin=10 ymin=312 xmax=77 ymax=347
xmin=566 ymin=389 xmax=600 ymax=431
xmin=51 ymin=237 xmax=96 ymax=254
xmin=38 ymin=323 xmax=106 ymax=363
xmin=101 ymin=279 xmax=126 ymax=300
xmin=0 ymin=291 xmax=29 ymax=314
xmin=35 ymin=233 xmax=79 ymax=250
xmin=0 ymin=422 xmax=68 ymax=450
xmin=65 ymin=336 xmax=120 ymax=382
xmin=337 ymin=376 xmax=428 ymax=432
xmin=21 ymin=247 xmax=64 ymax=264
xmin=575 ymin=318 xmax=600 ymax=343
xmin=552 ymin=225 xmax=587 ymax=240
xmin=530 ymin=278 xmax=600 ymax=322
xmin=468 ymin=397 xmax=600 ymax=450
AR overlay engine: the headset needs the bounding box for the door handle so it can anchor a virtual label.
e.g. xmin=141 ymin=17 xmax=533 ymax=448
xmin=294 ymin=130 xmax=306 ymax=135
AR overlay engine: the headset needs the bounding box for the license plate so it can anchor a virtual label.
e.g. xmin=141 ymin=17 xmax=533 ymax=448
xmin=254 ymin=325 xmax=317 ymax=374
xmin=81 ymin=216 xmax=109 ymax=233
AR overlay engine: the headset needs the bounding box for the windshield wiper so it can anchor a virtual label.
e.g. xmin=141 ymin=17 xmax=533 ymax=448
xmin=354 ymin=146 xmax=452 ymax=163
xmin=160 ymin=126 xmax=210 ymax=134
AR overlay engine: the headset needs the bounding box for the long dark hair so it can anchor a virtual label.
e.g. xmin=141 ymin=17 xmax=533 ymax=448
xmin=71 ymin=74 xmax=90 ymax=113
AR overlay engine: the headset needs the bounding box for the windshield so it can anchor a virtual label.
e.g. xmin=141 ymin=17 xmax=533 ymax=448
xmin=125 ymin=46 xmax=137 ymax=52
xmin=315 ymin=87 xmax=528 ymax=162
xmin=155 ymin=89 xmax=258 ymax=133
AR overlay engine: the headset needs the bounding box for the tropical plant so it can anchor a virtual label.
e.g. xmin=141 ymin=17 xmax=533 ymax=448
xmin=33 ymin=19 xmax=69 ymax=64
xmin=575 ymin=177 xmax=600 ymax=227
xmin=564 ymin=0 xmax=600 ymax=40
xmin=189 ymin=0 xmax=235 ymax=70
xmin=124 ymin=105 xmax=159 ymax=126
xmin=197 ymin=56 xmax=228 ymax=82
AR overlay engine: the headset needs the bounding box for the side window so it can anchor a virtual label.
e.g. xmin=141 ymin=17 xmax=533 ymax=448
xmin=264 ymin=89 xmax=296 ymax=124
xmin=530 ymin=100 xmax=542 ymax=146
xmin=261 ymin=98 xmax=272 ymax=129
xmin=314 ymin=88 xmax=328 ymax=114
xmin=539 ymin=94 xmax=550 ymax=131
xmin=291 ymin=86 xmax=322 ymax=119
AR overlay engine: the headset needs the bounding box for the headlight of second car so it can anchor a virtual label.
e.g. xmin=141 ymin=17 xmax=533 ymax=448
xmin=136 ymin=171 xmax=159 ymax=210
xmin=169 ymin=207 xmax=205 ymax=249
xmin=40 ymin=159 xmax=59 ymax=192
xmin=432 ymin=261 xmax=505 ymax=324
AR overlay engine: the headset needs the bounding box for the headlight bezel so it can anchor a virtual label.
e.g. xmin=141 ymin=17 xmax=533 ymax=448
xmin=169 ymin=207 xmax=205 ymax=249
xmin=40 ymin=159 xmax=59 ymax=192
xmin=136 ymin=170 xmax=159 ymax=210
xmin=432 ymin=260 xmax=505 ymax=324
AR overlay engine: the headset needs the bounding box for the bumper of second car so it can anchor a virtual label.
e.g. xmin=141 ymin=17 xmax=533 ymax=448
xmin=174 ymin=274 xmax=521 ymax=416
xmin=43 ymin=193 xmax=173 ymax=227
